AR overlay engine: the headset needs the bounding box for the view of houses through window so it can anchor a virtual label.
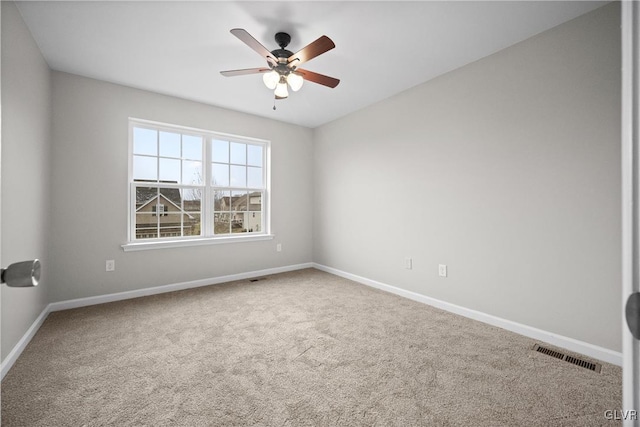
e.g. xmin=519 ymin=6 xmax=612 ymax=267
xmin=130 ymin=120 xmax=267 ymax=241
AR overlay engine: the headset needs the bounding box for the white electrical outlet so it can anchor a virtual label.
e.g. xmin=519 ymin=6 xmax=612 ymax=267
xmin=404 ymin=257 xmax=412 ymax=270
xmin=106 ymin=260 xmax=115 ymax=272
xmin=438 ymin=264 xmax=447 ymax=277
xmin=276 ymin=243 xmax=282 ymax=252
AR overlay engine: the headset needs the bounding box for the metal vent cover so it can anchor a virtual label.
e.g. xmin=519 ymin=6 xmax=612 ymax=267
xmin=532 ymin=344 xmax=602 ymax=373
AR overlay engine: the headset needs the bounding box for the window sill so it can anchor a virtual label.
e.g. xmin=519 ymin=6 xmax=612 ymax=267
xmin=121 ymin=234 xmax=274 ymax=252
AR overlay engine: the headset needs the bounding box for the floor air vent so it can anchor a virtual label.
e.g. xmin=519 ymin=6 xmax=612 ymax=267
xmin=532 ymin=344 xmax=602 ymax=373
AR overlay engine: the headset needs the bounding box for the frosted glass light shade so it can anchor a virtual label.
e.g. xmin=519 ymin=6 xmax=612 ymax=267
xmin=287 ymin=73 xmax=304 ymax=92
xmin=262 ymin=70 xmax=279 ymax=90
xmin=274 ymin=82 xmax=289 ymax=98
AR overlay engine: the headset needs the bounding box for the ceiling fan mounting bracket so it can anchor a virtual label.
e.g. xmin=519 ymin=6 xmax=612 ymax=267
xmin=274 ymin=32 xmax=291 ymax=49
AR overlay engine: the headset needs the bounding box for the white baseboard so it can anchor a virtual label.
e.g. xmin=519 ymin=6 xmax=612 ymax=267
xmin=1 ymin=262 xmax=313 ymax=380
xmin=48 ymin=263 xmax=313 ymax=312
xmin=1 ymin=304 xmax=50 ymax=380
xmin=313 ymin=263 xmax=623 ymax=367
xmin=2 ymin=261 xmax=621 ymax=381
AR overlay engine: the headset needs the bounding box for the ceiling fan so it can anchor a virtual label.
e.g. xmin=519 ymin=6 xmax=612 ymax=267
xmin=220 ymin=29 xmax=340 ymax=104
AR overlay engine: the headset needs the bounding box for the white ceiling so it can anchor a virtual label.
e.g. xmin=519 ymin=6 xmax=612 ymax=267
xmin=16 ymin=1 xmax=608 ymax=128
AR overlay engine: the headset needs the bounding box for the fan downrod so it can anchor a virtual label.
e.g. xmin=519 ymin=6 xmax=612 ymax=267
xmin=271 ymin=32 xmax=294 ymax=60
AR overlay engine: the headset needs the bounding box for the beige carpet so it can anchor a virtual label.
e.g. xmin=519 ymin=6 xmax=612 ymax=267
xmin=1 ymin=268 xmax=621 ymax=426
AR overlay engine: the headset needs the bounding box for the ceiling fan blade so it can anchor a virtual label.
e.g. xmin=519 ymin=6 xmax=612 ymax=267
xmin=288 ymin=36 xmax=335 ymax=66
xmin=297 ymin=69 xmax=340 ymax=88
xmin=220 ymin=67 xmax=270 ymax=77
xmin=230 ymin=28 xmax=278 ymax=64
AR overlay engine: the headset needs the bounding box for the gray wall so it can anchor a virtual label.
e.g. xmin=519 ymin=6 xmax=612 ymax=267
xmin=313 ymin=3 xmax=621 ymax=351
xmin=1 ymin=1 xmax=52 ymax=360
xmin=49 ymin=72 xmax=313 ymax=302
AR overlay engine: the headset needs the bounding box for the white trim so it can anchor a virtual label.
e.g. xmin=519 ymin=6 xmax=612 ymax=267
xmin=0 ymin=262 xmax=312 ymax=379
xmin=1 ymin=305 xmax=50 ymax=380
xmin=50 ymin=262 xmax=310 ymax=311
xmin=128 ymin=118 xmax=271 ymax=244
xmin=121 ymin=233 xmax=274 ymax=251
xmin=313 ymin=263 xmax=623 ymax=367
xmin=621 ymin=0 xmax=640 ymax=420
xmin=3 ymin=261 xmax=619 ymax=383
xmin=49 ymin=262 xmax=313 ymax=312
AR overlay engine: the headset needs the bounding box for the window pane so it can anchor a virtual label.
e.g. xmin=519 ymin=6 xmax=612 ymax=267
xmin=181 ymin=189 xmax=202 ymax=212
xmin=135 ymin=213 xmax=158 ymax=239
xmin=247 ymin=144 xmax=262 ymax=167
xmin=212 ymin=163 xmax=229 ymax=187
xmin=136 ymin=186 xmax=157 ymax=210
xmin=214 ymin=213 xmax=231 ymax=235
xmin=231 ymin=212 xmax=248 ymax=233
xmin=184 ymin=213 xmax=201 ymax=236
xmin=212 ymin=140 xmax=229 ymax=163
xmin=133 ymin=127 xmax=157 ymax=156
xmin=135 ymin=186 xmax=159 ymax=239
xmin=248 ymin=192 xmax=262 ymax=211
xmin=230 ymin=142 xmax=246 ymax=165
xmin=214 ymin=190 xmax=230 ymax=211
xmin=159 ymin=131 xmax=181 ymax=158
xmin=183 ymin=135 xmax=202 ymax=160
xmin=231 ymin=191 xmax=248 ymax=212
xmin=247 ymin=212 xmax=262 ymax=233
xmin=230 ymin=165 xmax=246 ymax=187
xmin=133 ymin=156 xmax=157 ymax=181
xmin=247 ymin=167 xmax=262 ymax=188
xmin=158 ymin=187 xmax=182 ymax=210
xmin=230 ymin=191 xmax=248 ymax=234
xmin=159 ymin=158 xmax=180 ymax=183
xmin=160 ymin=213 xmax=182 ymax=238
xmin=182 ymin=160 xmax=202 ymax=185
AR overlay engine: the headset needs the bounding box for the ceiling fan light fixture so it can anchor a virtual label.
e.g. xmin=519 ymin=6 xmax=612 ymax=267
xmin=287 ymin=72 xmax=304 ymax=92
xmin=263 ymin=70 xmax=279 ymax=89
xmin=221 ymin=29 xmax=339 ymax=107
xmin=274 ymin=81 xmax=289 ymax=99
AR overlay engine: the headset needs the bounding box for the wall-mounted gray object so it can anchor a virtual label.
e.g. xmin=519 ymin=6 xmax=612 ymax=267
xmin=1 ymin=259 xmax=40 ymax=287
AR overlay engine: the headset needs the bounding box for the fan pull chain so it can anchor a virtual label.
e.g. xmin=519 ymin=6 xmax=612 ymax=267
xmin=273 ymin=98 xmax=277 ymax=111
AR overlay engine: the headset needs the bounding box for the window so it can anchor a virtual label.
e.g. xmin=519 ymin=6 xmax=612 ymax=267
xmin=127 ymin=119 xmax=269 ymax=247
xmin=152 ymin=204 xmax=167 ymax=217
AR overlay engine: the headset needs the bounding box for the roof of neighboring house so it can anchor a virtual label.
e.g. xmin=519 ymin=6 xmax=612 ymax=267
xmin=134 ymin=180 xmax=198 ymax=220
xmin=135 ymin=180 xmax=182 ymax=207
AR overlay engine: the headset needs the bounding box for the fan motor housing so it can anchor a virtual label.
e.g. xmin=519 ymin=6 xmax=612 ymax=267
xmin=271 ymin=48 xmax=294 ymax=60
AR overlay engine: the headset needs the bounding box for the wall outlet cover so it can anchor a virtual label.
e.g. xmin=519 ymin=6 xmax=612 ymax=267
xmin=438 ymin=264 xmax=447 ymax=277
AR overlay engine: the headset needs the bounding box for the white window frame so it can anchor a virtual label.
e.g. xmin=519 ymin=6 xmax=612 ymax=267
xmin=122 ymin=118 xmax=272 ymax=251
